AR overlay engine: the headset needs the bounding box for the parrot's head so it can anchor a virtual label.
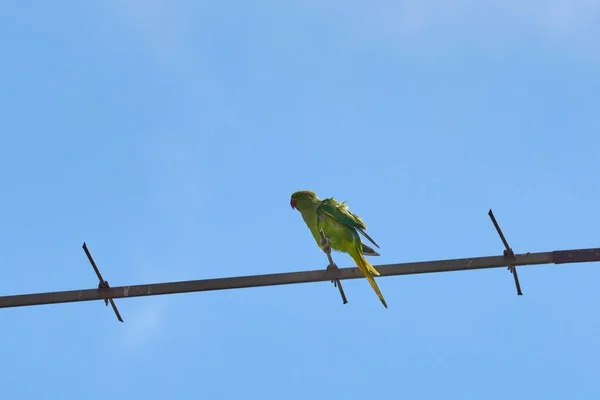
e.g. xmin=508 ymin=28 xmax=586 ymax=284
xmin=290 ymin=190 xmax=319 ymax=211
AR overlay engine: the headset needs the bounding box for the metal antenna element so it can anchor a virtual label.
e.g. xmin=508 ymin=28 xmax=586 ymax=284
xmin=488 ymin=210 xmax=522 ymax=295
xmin=2 ymin=212 xmax=600 ymax=321
xmin=82 ymin=242 xmax=124 ymax=322
xmin=319 ymin=228 xmax=348 ymax=305
xmin=1 ymin=247 xmax=600 ymax=315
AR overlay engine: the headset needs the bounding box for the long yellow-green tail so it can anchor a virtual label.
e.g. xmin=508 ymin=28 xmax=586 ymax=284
xmin=351 ymin=249 xmax=388 ymax=308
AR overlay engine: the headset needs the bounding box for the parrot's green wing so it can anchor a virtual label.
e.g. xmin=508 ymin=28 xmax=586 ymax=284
xmin=362 ymin=243 xmax=380 ymax=256
xmin=318 ymin=197 xmax=380 ymax=249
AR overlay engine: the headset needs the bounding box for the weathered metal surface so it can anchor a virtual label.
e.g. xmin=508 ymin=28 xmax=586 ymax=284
xmin=2 ymin=248 xmax=595 ymax=309
xmin=553 ymin=248 xmax=600 ymax=264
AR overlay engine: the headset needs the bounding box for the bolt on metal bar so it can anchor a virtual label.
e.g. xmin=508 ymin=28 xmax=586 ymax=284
xmin=82 ymin=242 xmax=123 ymax=322
xmin=488 ymin=209 xmax=523 ymax=295
xmin=0 ymin=247 xmax=599 ymax=311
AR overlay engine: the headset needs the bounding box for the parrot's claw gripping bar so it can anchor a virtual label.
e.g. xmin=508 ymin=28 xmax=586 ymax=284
xmin=488 ymin=210 xmax=523 ymax=296
xmin=82 ymin=242 xmax=124 ymax=322
xmin=319 ymin=229 xmax=349 ymax=305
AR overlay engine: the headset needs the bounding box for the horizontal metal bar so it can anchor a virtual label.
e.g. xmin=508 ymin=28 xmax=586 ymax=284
xmin=1 ymin=248 xmax=599 ymax=309
xmin=553 ymin=248 xmax=600 ymax=264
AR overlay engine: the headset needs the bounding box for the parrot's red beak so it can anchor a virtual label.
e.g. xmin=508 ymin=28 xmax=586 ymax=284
xmin=290 ymin=198 xmax=297 ymax=209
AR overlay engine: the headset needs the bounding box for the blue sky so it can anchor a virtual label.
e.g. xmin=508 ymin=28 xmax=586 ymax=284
xmin=1 ymin=1 xmax=600 ymax=398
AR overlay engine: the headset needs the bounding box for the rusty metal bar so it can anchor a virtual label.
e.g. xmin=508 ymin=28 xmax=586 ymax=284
xmin=0 ymin=247 xmax=599 ymax=310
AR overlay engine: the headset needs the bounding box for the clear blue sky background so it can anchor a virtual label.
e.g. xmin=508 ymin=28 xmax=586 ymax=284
xmin=1 ymin=1 xmax=599 ymax=398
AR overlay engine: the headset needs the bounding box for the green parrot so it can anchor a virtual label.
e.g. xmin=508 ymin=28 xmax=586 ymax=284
xmin=290 ymin=190 xmax=387 ymax=308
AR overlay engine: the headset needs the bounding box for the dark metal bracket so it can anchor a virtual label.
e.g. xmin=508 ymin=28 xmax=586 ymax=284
xmin=82 ymin=242 xmax=124 ymax=322
xmin=488 ymin=209 xmax=523 ymax=295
